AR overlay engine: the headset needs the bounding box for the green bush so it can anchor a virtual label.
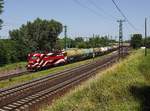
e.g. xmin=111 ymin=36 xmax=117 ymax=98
xmin=131 ymin=34 xmax=142 ymax=49
xmin=0 ymin=39 xmax=19 ymax=66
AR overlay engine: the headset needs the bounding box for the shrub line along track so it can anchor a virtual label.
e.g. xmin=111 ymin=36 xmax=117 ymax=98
xmin=0 ymin=47 xmax=129 ymax=111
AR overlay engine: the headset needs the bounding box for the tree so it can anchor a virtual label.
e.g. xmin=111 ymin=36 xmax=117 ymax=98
xmin=9 ymin=18 xmax=63 ymax=60
xmin=147 ymin=37 xmax=150 ymax=48
xmin=0 ymin=39 xmax=18 ymax=66
xmin=131 ymin=34 xmax=142 ymax=49
xmin=74 ymin=37 xmax=85 ymax=48
xmin=58 ymin=37 xmax=76 ymax=49
xmin=144 ymin=37 xmax=150 ymax=48
xmin=88 ymin=35 xmax=110 ymax=48
xmin=76 ymin=42 xmax=87 ymax=48
xmin=75 ymin=37 xmax=84 ymax=43
xmin=100 ymin=36 xmax=110 ymax=46
xmin=0 ymin=0 xmax=3 ymax=29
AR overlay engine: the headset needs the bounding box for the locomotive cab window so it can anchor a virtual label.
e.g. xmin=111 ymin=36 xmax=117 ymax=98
xmin=31 ymin=56 xmax=38 ymax=60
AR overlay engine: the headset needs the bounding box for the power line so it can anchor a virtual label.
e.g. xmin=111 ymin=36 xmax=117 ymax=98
xmin=73 ymin=0 xmax=105 ymax=18
xmin=111 ymin=0 xmax=138 ymax=31
xmin=87 ymin=0 xmax=117 ymax=20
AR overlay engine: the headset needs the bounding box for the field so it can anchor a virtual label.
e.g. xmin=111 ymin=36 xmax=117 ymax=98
xmin=42 ymin=49 xmax=150 ymax=111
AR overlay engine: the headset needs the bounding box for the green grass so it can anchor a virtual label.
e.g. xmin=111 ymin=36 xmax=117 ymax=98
xmin=0 ymin=62 xmax=27 ymax=74
xmin=42 ymin=49 xmax=150 ymax=111
xmin=0 ymin=53 xmax=112 ymax=89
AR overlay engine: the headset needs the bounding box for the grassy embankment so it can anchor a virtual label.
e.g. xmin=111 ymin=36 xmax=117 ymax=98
xmin=0 ymin=52 xmax=113 ymax=89
xmin=0 ymin=62 xmax=26 ymax=74
xmin=43 ymin=49 xmax=150 ymax=111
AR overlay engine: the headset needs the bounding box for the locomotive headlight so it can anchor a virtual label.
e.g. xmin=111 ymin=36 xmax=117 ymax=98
xmin=29 ymin=61 xmax=34 ymax=64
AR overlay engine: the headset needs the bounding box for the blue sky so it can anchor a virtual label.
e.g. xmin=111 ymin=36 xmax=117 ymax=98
xmin=0 ymin=0 xmax=150 ymax=40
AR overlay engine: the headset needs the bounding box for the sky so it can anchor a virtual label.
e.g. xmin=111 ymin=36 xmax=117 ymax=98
xmin=0 ymin=0 xmax=150 ymax=40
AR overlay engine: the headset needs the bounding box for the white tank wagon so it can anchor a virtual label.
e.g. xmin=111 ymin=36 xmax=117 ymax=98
xmin=66 ymin=46 xmax=118 ymax=62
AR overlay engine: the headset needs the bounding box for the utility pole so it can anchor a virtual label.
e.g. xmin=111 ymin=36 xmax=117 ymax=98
xmin=117 ymin=19 xmax=125 ymax=59
xmin=64 ymin=25 xmax=67 ymax=50
xmin=145 ymin=18 xmax=147 ymax=56
xmin=92 ymin=34 xmax=95 ymax=61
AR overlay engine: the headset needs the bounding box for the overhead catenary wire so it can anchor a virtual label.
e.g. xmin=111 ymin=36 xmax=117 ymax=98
xmin=111 ymin=0 xmax=138 ymax=31
xmin=87 ymin=0 xmax=117 ymax=20
xmin=73 ymin=0 xmax=107 ymax=19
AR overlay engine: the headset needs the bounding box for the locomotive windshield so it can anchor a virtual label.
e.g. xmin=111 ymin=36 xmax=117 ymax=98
xmin=31 ymin=56 xmax=38 ymax=60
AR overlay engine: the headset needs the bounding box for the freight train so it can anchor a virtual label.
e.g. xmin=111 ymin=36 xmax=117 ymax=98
xmin=26 ymin=46 xmax=118 ymax=71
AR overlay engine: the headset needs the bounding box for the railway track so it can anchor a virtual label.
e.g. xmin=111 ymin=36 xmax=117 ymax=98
xmin=0 ymin=48 xmax=129 ymax=111
xmin=0 ymin=70 xmax=28 ymax=81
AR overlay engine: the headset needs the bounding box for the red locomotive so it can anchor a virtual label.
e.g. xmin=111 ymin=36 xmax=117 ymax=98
xmin=27 ymin=51 xmax=67 ymax=71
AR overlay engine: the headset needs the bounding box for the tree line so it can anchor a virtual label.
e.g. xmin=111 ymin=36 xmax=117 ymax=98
xmin=59 ymin=35 xmax=115 ymax=49
xmin=130 ymin=34 xmax=150 ymax=49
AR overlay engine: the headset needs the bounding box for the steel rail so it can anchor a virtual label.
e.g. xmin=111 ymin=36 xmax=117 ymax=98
xmin=0 ymin=70 xmax=28 ymax=81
